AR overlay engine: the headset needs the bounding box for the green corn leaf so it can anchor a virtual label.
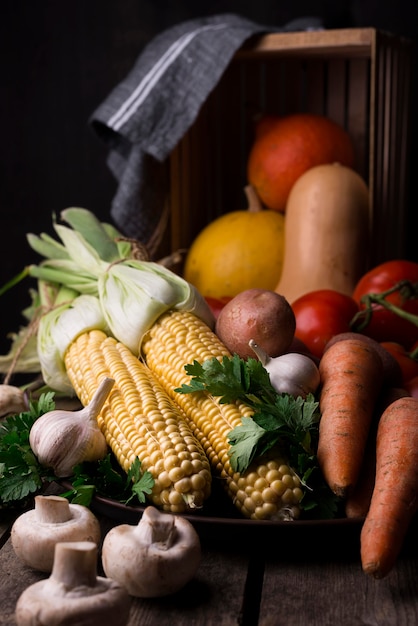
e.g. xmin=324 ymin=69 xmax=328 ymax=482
xmin=60 ymin=207 xmax=122 ymax=262
xmin=27 ymin=232 xmax=70 ymax=260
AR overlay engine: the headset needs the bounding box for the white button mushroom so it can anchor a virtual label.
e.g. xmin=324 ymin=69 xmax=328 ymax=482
xmin=15 ymin=541 xmax=131 ymax=626
xmin=101 ymin=505 xmax=202 ymax=597
xmin=11 ymin=494 xmax=101 ymax=573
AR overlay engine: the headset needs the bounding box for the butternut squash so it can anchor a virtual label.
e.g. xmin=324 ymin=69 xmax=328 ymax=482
xmin=275 ymin=163 xmax=370 ymax=304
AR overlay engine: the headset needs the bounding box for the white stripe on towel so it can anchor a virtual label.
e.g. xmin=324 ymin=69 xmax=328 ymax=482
xmin=107 ymin=23 xmax=229 ymax=131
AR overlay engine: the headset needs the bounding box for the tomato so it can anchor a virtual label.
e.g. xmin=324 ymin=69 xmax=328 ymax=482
xmin=292 ymin=290 xmax=359 ymax=359
xmin=204 ymin=296 xmax=232 ymax=319
xmin=352 ymin=260 xmax=418 ymax=348
xmin=380 ymin=341 xmax=418 ymax=384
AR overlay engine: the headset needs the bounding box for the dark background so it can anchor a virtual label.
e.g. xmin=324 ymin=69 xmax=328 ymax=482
xmin=1 ymin=0 xmax=417 ymax=352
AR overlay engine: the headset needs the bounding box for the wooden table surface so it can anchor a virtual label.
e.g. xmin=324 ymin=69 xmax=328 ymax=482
xmin=2 ymin=496 xmax=418 ymax=626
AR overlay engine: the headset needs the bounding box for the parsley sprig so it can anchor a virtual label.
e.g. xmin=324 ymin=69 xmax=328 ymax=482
xmin=0 ymin=393 xmax=56 ymax=506
xmin=175 ymin=355 xmax=341 ymax=518
xmin=61 ymin=456 xmax=155 ymax=507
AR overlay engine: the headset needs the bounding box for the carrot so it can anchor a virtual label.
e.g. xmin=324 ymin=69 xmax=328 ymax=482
xmin=345 ymin=386 xmax=409 ymax=519
xmin=360 ymin=396 xmax=418 ymax=578
xmin=317 ymin=337 xmax=383 ymax=497
xmin=344 ymin=425 xmax=376 ymax=519
xmin=324 ymin=332 xmax=403 ymax=387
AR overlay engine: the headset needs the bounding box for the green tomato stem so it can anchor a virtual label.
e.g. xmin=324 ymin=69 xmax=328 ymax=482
xmin=350 ymin=280 xmax=418 ymax=332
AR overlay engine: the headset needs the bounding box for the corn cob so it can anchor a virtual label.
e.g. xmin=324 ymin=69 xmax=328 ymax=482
xmin=64 ymin=329 xmax=212 ymax=514
xmin=141 ymin=310 xmax=304 ymax=521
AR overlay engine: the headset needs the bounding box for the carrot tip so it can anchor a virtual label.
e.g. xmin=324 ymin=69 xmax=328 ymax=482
xmin=332 ymin=484 xmax=349 ymax=499
xmin=362 ymin=562 xmax=387 ymax=579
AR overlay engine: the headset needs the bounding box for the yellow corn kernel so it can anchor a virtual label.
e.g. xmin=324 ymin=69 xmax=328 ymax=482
xmin=141 ymin=310 xmax=302 ymax=521
xmin=64 ymin=329 xmax=212 ymax=514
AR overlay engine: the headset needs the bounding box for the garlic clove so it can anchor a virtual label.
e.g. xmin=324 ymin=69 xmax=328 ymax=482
xmin=29 ymin=377 xmax=114 ymax=477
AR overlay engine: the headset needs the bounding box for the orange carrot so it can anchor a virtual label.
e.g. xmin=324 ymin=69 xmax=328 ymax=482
xmin=344 ymin=425 xmax=376 ymax=519
xmin=345 ymin=386 xmax=409 ymax=519
xmin=317 ymin=337 xmax=383 ymax=497
xmin=360 ymin=396 xmax=418 ymax=578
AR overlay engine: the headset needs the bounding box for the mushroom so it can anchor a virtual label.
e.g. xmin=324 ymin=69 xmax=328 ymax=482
xmin=11 ymin=494 xmax=101 ymax=572
xmin=101 ymin=505 xmax=201 ymax=597
xmin=15 ymin=541 xmax=131 ymax=626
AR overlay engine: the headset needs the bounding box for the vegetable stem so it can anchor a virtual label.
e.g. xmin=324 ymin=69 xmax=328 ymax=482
xmin=351 ymin=280 xmax=418 ymax=332
xmin=0 ymin=267 xmax=31 ymax=297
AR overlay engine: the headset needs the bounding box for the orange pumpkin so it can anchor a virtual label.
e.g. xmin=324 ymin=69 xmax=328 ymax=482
xmin=247 ymin=113 xmax=355 ymax=212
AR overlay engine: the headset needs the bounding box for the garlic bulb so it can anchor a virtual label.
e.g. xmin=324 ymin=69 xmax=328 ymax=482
xmin=29 ymin=377 xmax=114 ymax=477
xmin=0 ymin=384 xmax=28 ymax=418
xmin=249 ymin=339 xmax=320 ymax=398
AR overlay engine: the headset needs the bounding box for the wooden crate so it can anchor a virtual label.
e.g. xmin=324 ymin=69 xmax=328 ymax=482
xmin=166 ymin=28 xmax=412 ymax=268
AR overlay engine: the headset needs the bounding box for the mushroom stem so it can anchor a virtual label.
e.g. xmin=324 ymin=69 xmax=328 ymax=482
xmin=51 ymin=542 xmax=97 ymax=589
xmin=136 ymin=505 xmax=177 ymax=549
xmin=35 ymin=495 xmax=72 ymax=524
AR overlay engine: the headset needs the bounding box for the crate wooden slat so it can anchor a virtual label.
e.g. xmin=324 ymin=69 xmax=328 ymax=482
xmin=167 ymin=28 xmax=412 ymax=267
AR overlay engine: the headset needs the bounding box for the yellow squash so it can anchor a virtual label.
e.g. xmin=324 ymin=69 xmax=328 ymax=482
xmin=183 ymin=186 xmax=285 ymax=299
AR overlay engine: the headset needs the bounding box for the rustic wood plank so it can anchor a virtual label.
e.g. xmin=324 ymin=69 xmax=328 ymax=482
xmin=237 ymin=29 xmax=376 ymax=59
xmin=258 ymin=525 xmax=418 ymax=626
xmin=126 ymin=547 xmax=250 ymax=625
xmin=0 ymin=539 xmax=45 ymax=625
xmin=258 ymin=553 xmax=418 ymax=626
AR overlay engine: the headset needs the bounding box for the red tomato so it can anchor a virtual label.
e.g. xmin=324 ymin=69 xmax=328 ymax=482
xmin=292 ymin=290 xmax=359 ymax=359
xmin=380 ymin=341 xmax=418 ymax=384
xmin=204 ymin=296 xmax=232 ymax=319
xmin=352 ymin=260 xmax=418 ymax=348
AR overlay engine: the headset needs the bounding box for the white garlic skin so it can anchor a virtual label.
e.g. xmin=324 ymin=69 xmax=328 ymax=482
xmin=249 ymin=339 xmax=320 ymax=398
xmin=29 ymin=377 xmax=114 ymax=477
xmin=29 ymin=409 xmax=108 ymax=477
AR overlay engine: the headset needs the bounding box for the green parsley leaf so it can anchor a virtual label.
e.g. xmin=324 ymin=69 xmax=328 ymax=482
xmin=177 ymin=356 xmax=276 ymax=405
xmin=62 ymin=455 xmax=155 ymax=507
xmin=0 ymin=393 xmax=56 ymax=507
xmin=126 ymin=458 xmax=154 ymax=505
xmin=227 ymin=417 xmax=267 ymax=473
